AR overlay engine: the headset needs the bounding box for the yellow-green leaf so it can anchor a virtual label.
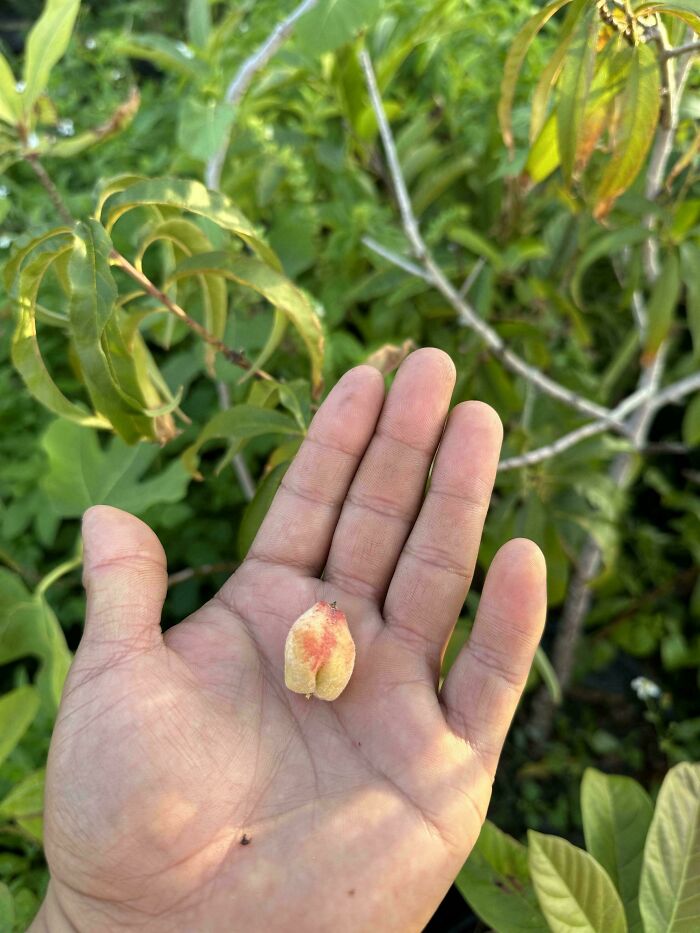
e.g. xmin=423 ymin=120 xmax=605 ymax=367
xmin=557 ymin=4 xmax=599 ymax=182
xmin=526 ymin=111 xmax=561 ymax=183
xmin=22 ymin=0 xmax=80 ymax=115
xmin=499 ymin=0 xmax=574 ymax=152
xmin=528 ymin=831 xmax=627 ymax=933
xmin=639 ymin=762 xmax=700 ymax=933
xmin=0 ymin=686 xmax=40 ymax=769
xmin=594 ymin=42 xmax=661 ymax=220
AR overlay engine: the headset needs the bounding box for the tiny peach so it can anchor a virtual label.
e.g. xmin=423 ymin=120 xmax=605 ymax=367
xmin=284 ymin=601 xmax=356 ymax=701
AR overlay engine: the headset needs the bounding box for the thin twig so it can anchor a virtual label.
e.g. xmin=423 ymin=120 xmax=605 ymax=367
xmin=662 ymin=41 xmax=700 ymax=61
xmin=168 ymin=562 xmax=239 ymax=587
xmin=459 ymin=257 xmax=486 ymax=298
xmin=216 ymin=380 xmax=256 ymax=501
xmin=205 ymin=0 xmax=320 ymax=190
xmin=359 ymin=49 xmax=615 ymax=425
xmin=24 ymin=153 xmax=74 ymax=226
xmin=112 ymin=251 xmax=273 ymax=380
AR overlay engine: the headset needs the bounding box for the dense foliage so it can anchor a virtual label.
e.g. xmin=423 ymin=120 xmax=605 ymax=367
xmin=0 ymin=1 xmax=699 ymax=929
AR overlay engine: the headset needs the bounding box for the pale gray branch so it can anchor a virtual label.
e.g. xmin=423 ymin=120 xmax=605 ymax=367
xmin=359 ymin=48 xmax=615 ymax=426
xmin=205 ymin=0 xmax=319 ymax=189
xmin=663 ymin=41 xmax=700 ymax=61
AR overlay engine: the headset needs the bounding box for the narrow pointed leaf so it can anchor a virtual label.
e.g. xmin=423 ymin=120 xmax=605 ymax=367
xmin=0 ymin=52 xmax=20 ymax=124
xmin=499 ymin=0 xmax=574 ymax=151
xmin=644 ymin=251 xmax=680 ymax=359
xmin=557 ymin=4 xmax=599 ymax=182
xmin=22 ymin=0 xmax=80 ymax=113
xmin=594 ymin=43 xmax=661 ymax=219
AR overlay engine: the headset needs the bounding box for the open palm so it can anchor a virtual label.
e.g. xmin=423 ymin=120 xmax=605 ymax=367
xmin=37 ymin=349 xmax=546 ymax=933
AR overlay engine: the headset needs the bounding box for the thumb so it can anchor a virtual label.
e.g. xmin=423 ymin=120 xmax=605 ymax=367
xmin=80 ymin=505 xmax=167 ymax=654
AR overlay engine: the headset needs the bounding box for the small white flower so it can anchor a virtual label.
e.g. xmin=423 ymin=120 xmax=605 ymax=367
xmin=631 ymin=676 xmax=661 ymax=701
xmin=110 ymin=69 xmax=123 ymax=81
xmin=175 ymin=41 xmax=195 ymax=59
xmin=26 ymin=131 xmax=40 ymax=150
xmin=85 ymin=36 xmax=97 ymax=50
xmin=15 ymin=80 xmax=26 ymax=94
xmin=0 ymin=235 xmax=13 ymax=249
xmin=57 ymin=118 xmax=75 ymax=137
xmin=0 ymin=185 xmax=8 ymax=198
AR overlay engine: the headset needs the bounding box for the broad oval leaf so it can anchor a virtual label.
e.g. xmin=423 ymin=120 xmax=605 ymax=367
xmin=528 ymin=830 xmax=627 ymax=933
xmin=296 ymin=0 xmax=383 ymax=57
xmin=100 ymin=177 xmax=280 ymax=270
xmin=593 ymin=42 xmax=661 ymax=220
xmin=22 ymin=0 xmax=80 ymax=115
xmin=581 ymin=768 xmax=654 ymax=933
xmin=0 ymin=686 xmax=40 ymax=769
xmin=639 ymin=761 xmax=700 ymax=933
xmin=457 ymin=820 xmax=549 ymax=933
xmin=169 ymin=252 xmax=325 ymax=393
xmin=499 ymin=0 xmax=574 ymax=152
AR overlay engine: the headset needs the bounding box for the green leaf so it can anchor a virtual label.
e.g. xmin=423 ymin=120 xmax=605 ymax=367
xmin=187 ymin=0 xmax=211 ymax=47
xmin=533 ymin=646 xmax=562 ymax=704
xmin=183 ymin=405 xmax=303 ymax=477
xmin=9 ymin=231 xmax=111 ymax=429
xmin=0 ymin=769 xmax=45 ymax=841
xmin=296 ymin=0 xmax=382 ymax=57
xmin=101 ymin=177 xmax=280 ymax=270
xmin=571 ymin=227 xmax=649 ymax=308
xmin=581 ymin=768 xmax=654 ymax=933
xmin=238 ymin=461 xmax=290 ymax=558
xmin=557 ymin=4 xmax=599 ymax=182
xmin=456 ymin=821 xmax=549 ymax=933
xmin=0 ymin=883 xmax=14 ymax=931
xmin=0 ymin=686 xmax=40 ymax=769
xmin=0 ymin=53 xmax=20 ymax=124
xmin=112 ymin=33 xmax=204 ymax=79
xmin=0 ymin=569 xmax=71 ymax=711
xmin=177 ymin=98 xmax=235 ymax=162
xmin=499 ymin=0 xmax=574 ymax=151
xmin=41 ymin=418 xmax=190 ymax=517
xmin=528 ymin=831 xmax=627 ymax=933
xmin=69 ymin=221 xmax=155 ymax=442
xmin=22 ymin=0 xmax=80 ymax=115
xmin=644 ymin=251 xmax=681 ymax=359
xmin=170 ymin=252 xmax=325 ymax=392
xmin=640 ymin=761 xmax=700 ymax=933
xmin=594 ymin=42 xmax=661 ymax=220
xmin=682 ymin=394 xmax=700 ymax=447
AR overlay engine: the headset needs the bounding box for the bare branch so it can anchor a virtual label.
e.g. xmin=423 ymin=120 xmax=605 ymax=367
xmin=205 ymin=0 xmax=320 ymax=190
xmin=359 ymin=49 xmax=615 ymax=425
xmin=663 ymin=41 xmax=700 ymax=61
xmin=459 ymin=257 xmax=486 ymax=298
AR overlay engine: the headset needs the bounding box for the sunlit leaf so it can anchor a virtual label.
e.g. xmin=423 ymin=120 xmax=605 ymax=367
xmin=635 ymin=2 xmax=700 ymax=33
xmin=0 ymin=53 xmax=20 ymax=124
xmin=113 ymin=33 xmax=205 ymax=79
xmin=0 ymin=769 xmax=45 ymax=842
xmin=581 ymin=768 xmax=653 ymax=933
xmin=296 ymin=0 xmax=382 ymax=57
xmin=557 ymin=3 xmax=599 ymax=182
xmin=22 ymin=0 xmax=80 ymax=114
xmin=639 ymin=762 xmax=700 ymax=933
xmin=187 ymin=0 xmax=212 ymax=47
xmin=529 ymin=831 xmax=627 ymax=933
xmin=593 ymin=42 xmax=660 ymax=220
xmin=525 ymin=111 xmax=561 ymax=183
xmin=499 ymin=0 xmax=574 ymax=152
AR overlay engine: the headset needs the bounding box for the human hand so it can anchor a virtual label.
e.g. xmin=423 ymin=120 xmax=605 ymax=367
xmin=33 ymin=349 xmax=546 ymax=932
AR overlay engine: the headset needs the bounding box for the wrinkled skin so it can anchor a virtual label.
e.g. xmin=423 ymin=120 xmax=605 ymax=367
xmin=33 ymin=350 xmax=546 ymax=933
